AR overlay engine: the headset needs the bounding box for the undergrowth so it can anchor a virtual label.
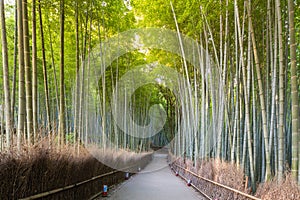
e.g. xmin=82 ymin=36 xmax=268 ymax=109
xmin=256 ymin=174 xmax=300 ymax=200
xmin=170 ymin=155 xmax=300 ymax=200
xmin=0 ymin=140 xmax=152 ymax=200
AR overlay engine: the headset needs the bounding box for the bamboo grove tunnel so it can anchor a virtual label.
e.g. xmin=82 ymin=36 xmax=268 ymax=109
xmin=0 ymin=0 xmax=300 ymax=199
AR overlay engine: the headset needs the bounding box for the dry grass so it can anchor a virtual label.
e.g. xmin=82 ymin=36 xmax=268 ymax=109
xmin=0 ymin=141 xmax=152 ymax=200
xmin=256 ymin=174 xmax=300 ymax=200
xmin=171 ymin=155 xmax=300 ymax=200
xmin=88 ymin=146 xmax=151 ymax=172
xmin=171 ymin=157 xmax=249 ymax=200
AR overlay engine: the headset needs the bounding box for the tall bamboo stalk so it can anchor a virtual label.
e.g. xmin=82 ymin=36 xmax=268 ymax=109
xmin=0 ymin=0 xmax=12 ymax=148
xmin=59 ymin=0 xmax=66 ymax=146
xmin=17 ymin=0 xmax=25 ymax=151
xmin=38 ymin=0 xmax=51 ymax=133
xmin=246 ymin=0 xmax=271 ymax=181
xmin=288 ymin=0 xmax=299 ymax=182
xmin=74 ymin=0 xmax=80 ymax=149
xmin=11 ymin=0 xmax=18 ymax=129
xmin=23 ymin=0 xmax=33 ymax=145
xmin=275 ymin=0 xmax=285 ymax=181
xmin=235 ymin=0 xmax=255 ymax=189
xmin=47 ymin=17 xmax=59 ymax=130
xmin=32 ymin=0 xmax=38 ymax=142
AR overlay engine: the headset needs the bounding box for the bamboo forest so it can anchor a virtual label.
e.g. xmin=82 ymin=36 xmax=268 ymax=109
xmin=0 ymin=0 xmax=300 ymax=199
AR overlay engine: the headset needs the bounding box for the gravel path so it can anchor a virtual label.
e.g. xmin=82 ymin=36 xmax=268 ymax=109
xmin=102 ymin=150 xmax=205 ymax=200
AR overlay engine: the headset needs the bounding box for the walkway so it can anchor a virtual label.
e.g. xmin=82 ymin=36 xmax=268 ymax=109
xmin=105 ymin=149 xmax=204 ymax=200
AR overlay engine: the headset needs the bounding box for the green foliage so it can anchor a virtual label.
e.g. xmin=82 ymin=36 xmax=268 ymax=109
xmin=1 ymin=1 xmax=300 ymax=179
xmin=66 ymin=132 xmax=75 ymax=144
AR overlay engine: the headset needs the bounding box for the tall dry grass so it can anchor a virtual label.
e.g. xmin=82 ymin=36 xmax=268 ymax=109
xmin=170 ymin=156 xmax=250 ymax=199
xmin=170 ymin=155 xmax=300 ymax=199
xmin=0 ymin=140 xmax=152 ymax=200
xmin=255 ymin=174 xmax=300 ymax=200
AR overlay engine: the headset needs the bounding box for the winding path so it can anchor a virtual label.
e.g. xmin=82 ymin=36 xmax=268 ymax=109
xmin=105 ymin=149 xmax=204 ymax=200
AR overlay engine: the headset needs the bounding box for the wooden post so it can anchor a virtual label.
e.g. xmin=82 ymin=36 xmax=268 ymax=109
xmin=244 ymin=176 xmax=249 ymax=192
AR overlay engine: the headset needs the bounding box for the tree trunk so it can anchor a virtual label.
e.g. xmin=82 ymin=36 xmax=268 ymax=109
xmin=246 ymin=0 xmax=271 ymax=181
xmin=32 ymin=0 xmax=38 ymax=142
xmin=85 ymin=14 xmax=93 ymax=149
xmin=79 ymin=8 xmax=89 ymax=149
xmin=11 ymin=0 xmax=18 ymax=129
xmin=235 ymin=0 xmax=255 ymax=190
xmin=74 ymin=0 xmax=80 ymax=149
xmin=38 ymin=0 xmax=51 ymax=133
xmin=47 ymin=17 xmax=59 ymax=125
xmin=59 ymin=0 xmax=66 ymax=146
xmin=288 ymin=0 xmax=299 ymax=181
xmin=0 ymin=0 xmax=12 ymax=148
xmin=275 ymin=0 xmax=285 ymax=181
xmin=268 ymin=0 xmax=278 ymax=175
xmin=17 ymin=0 xmax=25 ymax=150
xmin=23 ymin=0 xmax=33 ymax=145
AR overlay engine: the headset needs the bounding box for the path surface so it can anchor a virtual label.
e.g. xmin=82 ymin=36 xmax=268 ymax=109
xmin=105 ymin=149 xmax=204 ymax=200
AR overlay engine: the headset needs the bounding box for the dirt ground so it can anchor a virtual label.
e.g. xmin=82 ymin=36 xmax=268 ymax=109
xmin=101 ymin=150 xmax=205 ymax=200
